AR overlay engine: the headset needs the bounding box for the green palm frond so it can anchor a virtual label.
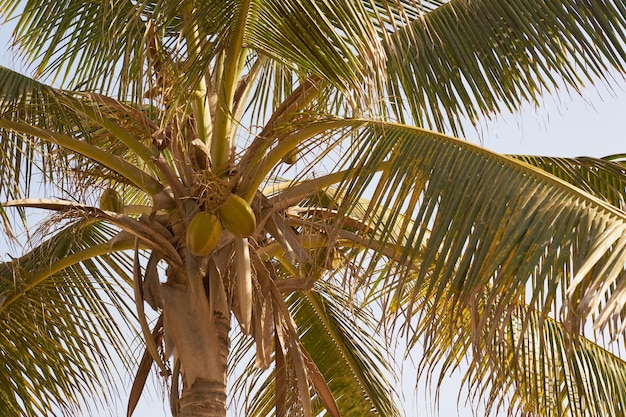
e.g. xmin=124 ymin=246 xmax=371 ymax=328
xmin=241 ymin=59 xmax=342 ymax=136
xmin=0 ymin=0 xmax=240 ymax=100
xmin=2 ymin=0 xmax=163 ymax=93
xmin=285 ymin=119 xmax=626 ymax=342
xmin=243 ymin=57 xmax=293 ymax=130
xmin=510 ymin=154 xmax=626 ymax=210
xmin=246 ymin=0 xmax=385 ymax=108
xmin=0 ymin=67 xmax=164 ymax=203
xmin=479 ymin=312 xmax=626 ymax=417
xmin=5 ymin=0 xmax=626 ymax=129
xmin=0 ymin=219 xmax=135 ymax=416
xmin=423 ymin=298 xmax=626 ymax=417
xmin=0 ymin=66 xmax=84 ymax=200
xmin=6 ymin=0 xmax=626 ymax=127
xmin=384 ymin=0 xmax=626 ymax=133
xmin=292 ymin=287 xmax=401 ymax=416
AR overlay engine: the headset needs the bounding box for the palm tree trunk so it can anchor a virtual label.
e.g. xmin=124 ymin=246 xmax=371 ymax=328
xmin=161 ymin=256 xmax=231 ymax=417
xmin=179 ymin=379 xmax=227 ymax=417
xmin=176 ymin=311 xmax=231 ymax=417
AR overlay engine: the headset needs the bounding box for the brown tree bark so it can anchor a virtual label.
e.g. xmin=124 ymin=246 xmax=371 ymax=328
xmin=179 ymin=379 xmax=228 ymax=417
xmin=161 ymin=253 xmax=232 ymax=417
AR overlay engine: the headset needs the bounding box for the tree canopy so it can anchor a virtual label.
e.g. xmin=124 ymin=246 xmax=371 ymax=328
xmin=1 ymin=1 xmax=626 ymax=416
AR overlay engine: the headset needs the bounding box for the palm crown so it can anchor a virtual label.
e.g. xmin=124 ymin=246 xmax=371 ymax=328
xmin=1 ymin=1 xmax=626 ymax=416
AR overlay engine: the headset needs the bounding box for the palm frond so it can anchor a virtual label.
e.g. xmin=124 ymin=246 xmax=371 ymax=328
xmin=292 ymin=287 xmax=401 ymax=416
xmin=246 ymin=0 xmax=385 ymax=109
xmin=0 ymin=218 xmax=135 ymax=416
xmin=0 ymin=66 xmax=84 ymax=201
xmin=420 ymin=296 xmax=626 ymax=417
xmin=284 ymin=118 xmax=626 ymax=345
xmin=384 ymin=0 xmax=626 ymax=133
xmin=478 ymin=312 xmax=626 ymax=417
xmin=510 ymin=154 xmax=626 ymax=211
xmin=2 ymin=0 xmax=155 ymax=94
xmin=0 ymin=0 xmax=241 ymax=101
xmin=0 ymin=66 xmax=164 ymax=204
xmin=242 ymin=57 xmax=308 ymax=134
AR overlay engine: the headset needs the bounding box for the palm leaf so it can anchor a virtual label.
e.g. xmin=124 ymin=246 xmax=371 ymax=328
xmin=481 ymin=312 xmax=626 ymax=417
xmin=0 ymin=67 xmax=164 ymax=205
xmin=423 ymin=297 xmax=626 ymax=417
xmin=293 ymin=287 xmax=401 ymax=416
xmin=293 ymin=118 xmax=626 ymax=415
xmin=384 ymin=0 xmax=626 ymax=133
xmin=2 ymin=0 xmax=162 ymax=94
xmin=0 ymin=0 xmax=240 ymax=102
xmin=6 ymin=0 xmax=626 ymax=133
xmin=510 ymin=154 xmax=626 ymax=211
xmin=262 ymin=116 xmax=626 ymax=344
xmin=246 ymin=0 xmax=385 ymax=107
xmin=0 ymin=219 xmax=135 ymax=416
xmin=0 ymin=66 xmax=84 ymax=201
xmin=274 ymin=118 xmax=626 ymax=345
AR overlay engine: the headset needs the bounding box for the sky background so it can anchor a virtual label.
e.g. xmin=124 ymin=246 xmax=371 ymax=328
xmin=2 ymin=11 xmax=626 ymax=417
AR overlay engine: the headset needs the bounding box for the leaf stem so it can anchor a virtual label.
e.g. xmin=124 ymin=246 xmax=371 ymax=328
xmin=211 ymin=1 xmax=251 ymax=171
xmin=0 ymin=119 xmax=164 ymax=195
xmin=181 ymin=4 xmax=213 ymax=149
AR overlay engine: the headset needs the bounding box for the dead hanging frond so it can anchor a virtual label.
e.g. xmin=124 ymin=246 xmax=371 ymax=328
xmin=132 ymin=239 xmax=169 ymax=377
xmin=234 ymin=237 xmax=253 ymax=335
xmin=126 ymin=314 xmax=165 ymax=417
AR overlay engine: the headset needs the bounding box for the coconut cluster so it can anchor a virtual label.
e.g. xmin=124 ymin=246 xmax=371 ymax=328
xmin=186 ymin=172 xmax=257 ymax=256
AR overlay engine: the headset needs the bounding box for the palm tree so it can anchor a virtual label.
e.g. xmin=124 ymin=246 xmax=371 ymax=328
xmin=2 ymin=0 xmax=626 ymax=416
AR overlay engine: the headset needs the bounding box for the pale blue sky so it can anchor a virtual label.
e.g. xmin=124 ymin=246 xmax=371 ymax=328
xmin=1 ymin=10 xmax=626 ymax=417
xmin=467 ymin=77 xmax=626 ymax=158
